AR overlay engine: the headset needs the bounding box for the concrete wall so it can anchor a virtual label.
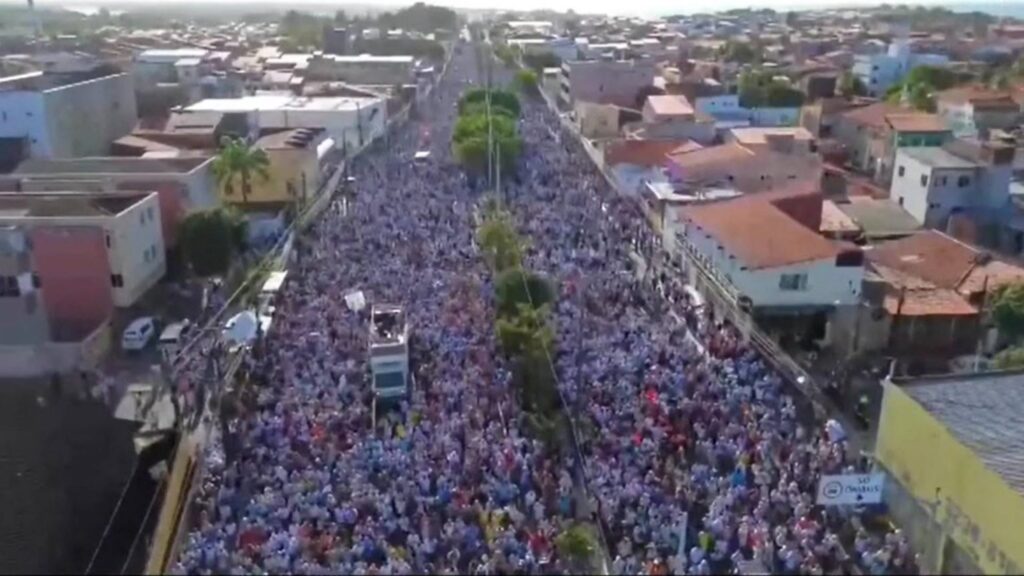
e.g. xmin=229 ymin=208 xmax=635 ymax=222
xmin=891 ymin=151 xmax=979 ymax=226
xmin=225 ymin=146 xmax=321 ymax=206
xmin=106 ymin=194 xmax=166 ymax=307
xmin=876 ymin=381 xmax=1024 ymax=575
xmin=0 ymin=228 xmax=50 ymax=346
xmin=43 ymin=74 xmax=138 ymax=159
xmin=0 ymin=319 xmax=111 ymax=378
xmin=30 ymin=225 xmax=112 ymax=340
xmin=563 ymin=60 xmax=655 ymax=107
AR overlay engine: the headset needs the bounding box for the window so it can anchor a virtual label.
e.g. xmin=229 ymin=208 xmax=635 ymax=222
xmin=147 ymin=207 xmax=154 ymax=222
xmin=920 ymin=174 xmax=929 ymax=187
xmin=32 ymin=274 xmax=40 ymax=289
xmin=940 ymin=176 xmax=948 ymax=186
xmin=897 ymin=166 xmax=905 ymax=177
xmin=110 ymin=274 xmax=124 ymax=288
xmin=898 ymin=196 xmax=904 ymax=206
xmin=779 ymin=273 xmax=808 ymax=291
xmin=105 ymin=234 xmax=111 ymax=248
xmin=0 ymin=275 xmax=20 ymax=297
xmin=140 ymin=212 xmax=146 ymax=225
xmin=958 ymin=175 xmax=971 ymax=188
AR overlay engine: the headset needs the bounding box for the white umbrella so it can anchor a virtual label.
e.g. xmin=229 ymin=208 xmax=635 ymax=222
xmin=224 ymin=310 xmax=259 ymax=345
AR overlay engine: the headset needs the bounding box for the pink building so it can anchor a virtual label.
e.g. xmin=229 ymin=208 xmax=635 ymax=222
xmin=30 ymin=226 xmax=113 ymax=341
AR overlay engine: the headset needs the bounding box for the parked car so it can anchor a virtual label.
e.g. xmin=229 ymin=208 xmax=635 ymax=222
xmin=158 ymin=319 xmax=193 ymax=361
xmin=122 ymin=317 xmax=157 ymax=351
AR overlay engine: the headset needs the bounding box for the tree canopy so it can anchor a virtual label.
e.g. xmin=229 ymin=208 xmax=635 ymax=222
xmin=522 ymin=51 xmax=561 ymax=74
xmin=377 ymin=2 xmax=457 ymax=34
xmin=515 ymin=69 xmax=539 ymax=94
xmin=213 ymin=137 xmax=271 ymax=204
xmin=459 ymin=89 xmax=521 ymax=117
xmin=179 ymin=208 xmax=247 ymax=277
xmin=738 ymin=70 xmax=805 ymax=108
xmin=495 ymin=268 xmax=555 ymax=317
xmin=720 ymin=40 xmax=758 ymax=64
xmin=837 ymin=71 xmax=867 ymax=97
xmin=993 ymin=283 xmax=1024 ymax=341
xmin=994 ymin=347 xmax=1024 ymax=370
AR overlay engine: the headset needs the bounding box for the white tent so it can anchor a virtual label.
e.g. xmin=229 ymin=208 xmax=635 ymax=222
xmin=345 ymin=290 xmax=367 ymax=312
xmin=223 ymin=310 xmax=259 ymax=345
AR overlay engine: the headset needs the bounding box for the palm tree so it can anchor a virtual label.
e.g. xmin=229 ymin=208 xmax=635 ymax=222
xmin=212 ymin=137 xmax=270 ymax=205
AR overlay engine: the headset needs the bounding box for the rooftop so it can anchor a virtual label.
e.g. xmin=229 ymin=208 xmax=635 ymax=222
xmin=14 ymin=156 xmax=211 ymax=176
xmin=256 ymin=127 xmax=326 ymax=150
xmin=645 ymin=94 xmax=694 ymax=117
xmin=835 ymin=197 xmax=921 ymax=239
xmin=729 ymin=126 xmax=815 ymax=145
xmin=318 ymin=54 xmax=416 ymax=64
xmin=885 ymin=113 xmax=948 ymax=133
xmin=820 ymin=199 xmax=861 ymax=235
xmin=0 ymin=192 xmax=150 ymax=219
xmin=186 ymin=95 xmax=378 ymax=113
xmin=605 ymin=139 xmax=699 ymax=167
xmin=137 ymin=48 xmax=209 ymax=62
xmin=936 ymin=85 xmax=1021 ymax=110
xmin=840 ymin=101 xmax=910 ymax=131
xmin=898 ymin=370 xmax=1024 ymax=496
xmin=678 ymin=193 xmax=843 ymax=270
xmin=898 ymin=146 xmax=979 ymax=169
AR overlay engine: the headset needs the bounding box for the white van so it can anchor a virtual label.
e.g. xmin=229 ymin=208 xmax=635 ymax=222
xmin=158 ymin=320 xmax=192 ymax=359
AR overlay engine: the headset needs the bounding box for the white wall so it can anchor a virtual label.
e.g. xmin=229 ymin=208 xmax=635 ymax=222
xmin=0 ymin=91 xmax=50 ymax=156
xmin=680 ymin=222 xmax=862 ymax=308
xmin=695 ymin=94 xmax=740 ymax=115
xmin=749 ymin=107 xmax=800 ymax=127
xmin=43 ymin=73 xmax=138 ymax=159
xmin=106 ymin=194 xmax=166 ymax=307
xmin=891 ymin=151 xmax=979 ymax=227
xmin=610 ymin=164 xmax=666 ymax=196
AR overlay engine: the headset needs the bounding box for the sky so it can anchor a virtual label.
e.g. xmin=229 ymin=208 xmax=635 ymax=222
xmin=22 ymin=0 xmax=1024 ymax=18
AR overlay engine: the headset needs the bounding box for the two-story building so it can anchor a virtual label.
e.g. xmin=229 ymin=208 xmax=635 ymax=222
xmin=0 ymin=71 xmax=137 ymax=164
xmin=851 ymin=40 xmax=949 ymax=97
xmin=936 ymin=85 xmax=1022 ymax=139
xmin=303 ymin=53 xmax=417 ymax=86
xmin=560 ymin=59 xmax=656 ymax=109
xmin=219 ymin=128 xmax=331 ymax=208
xmin=834 ymin=102 xmax=948 ymax=183
xmin=665 ymin=141 xmax=823 ymax=193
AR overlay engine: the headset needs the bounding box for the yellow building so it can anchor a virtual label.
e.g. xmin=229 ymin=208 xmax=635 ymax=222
xmin=876 ymin=371 xmax=1024 ymax=575
xmin=221 ymin=128 xmax=329 ymax=207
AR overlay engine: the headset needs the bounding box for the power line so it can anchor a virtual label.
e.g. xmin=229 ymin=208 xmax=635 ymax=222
xmin=120 ymin=476 xmax=166 ymax=575
xmin=83 ymin=456 xmax=142 ymax=575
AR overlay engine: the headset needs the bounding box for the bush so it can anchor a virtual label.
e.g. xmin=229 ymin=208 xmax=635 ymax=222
xmin=495 ymin=268 xmax=555 ymax=316
xmin=994 ymin=346 xmax=1024 ymax=370
xmin=993 ymin=283 xmax=1024 ymax=341
xmin=459 ymin=88 xmax=521 ymax=117
xmin=515 ymin=69 xmax=539 ymax=94
xmin=179 ymin=208 xmax=247 ymax=277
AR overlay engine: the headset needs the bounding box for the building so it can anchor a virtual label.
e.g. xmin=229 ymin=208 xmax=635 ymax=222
xmin=560 ymin=59 xmax=656 ymax=109
xmin=876 ymin=371 xmax=1024 ymax=575
xmin=220 ymin=128 xmax=331 ymax=207
xmin=641 ymin=95 xmax=695 ymax=124
xmin=833 ymin=196 xmax=922 ymax=242
xmin=857 ymin=229 xmax=1024 ymax=355
xmin=132 ymin=48 xmax=242 ymax=105
xmin=0 ymin=71 xmax=137 ymax=162
xmin=674 ymin=186 xmax=864 ymax=313
xmin=936 ymin=86 xmax=1022 ymax=139
xmin=0 ymin=192 xmax=164 ymax=309
xmin=725 ymin=127 xmax=816 ymax=155
xmin=851 ymin=40 xmax=949 ymax=97
xmin=890 ymin=142 xmax=1014 ymax=241
xmin=304 ymin=54 xmax=417 ymax=86
xmin=133 ymin=48 xmax=210 ymax=89
xmin=185 ymin=95 xmax=386 ymax=153
xmin=602 ymin=139 xmax=698 ymax=195
xmin=4 ymin=156 xmax=218 ymax=248
xmin=834 ymin=102 xmax=948 ymax=183
xmin=665 ymin=141 xmax=822 ymax=193
xmin=323 ymin=27 xmax=354 ymax=55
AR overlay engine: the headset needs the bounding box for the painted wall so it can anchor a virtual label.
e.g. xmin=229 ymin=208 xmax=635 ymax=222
xmin=105 ymin=194 xmax=166 ymax=307
xmin=891 ymin=151 xmax=978 ymax=226
xmin=562 ymin=60 xmax=655 ymax=107
xmin=0 ymin=91 xmax=50 ymax=157
xmin=222 ymin=147 xmax=321 ymax=206
xmin=876 ymin=382 xmax=1024 ymax=575
xmin=29 ymin=226 xmax=112 ymax=340
xmin=680 ymin=222 xmax=862 ymax=307
xmin=0 ymin=228 xmax=49 ymax=346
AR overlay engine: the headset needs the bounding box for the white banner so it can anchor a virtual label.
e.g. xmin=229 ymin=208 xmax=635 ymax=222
xmin=816 ymin=473 xmax=885 ymax=506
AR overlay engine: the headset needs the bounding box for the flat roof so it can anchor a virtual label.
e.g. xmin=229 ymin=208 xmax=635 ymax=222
xmin=898 ymin=147 xmax=979 ymax=170
xmin=897 ymin=370 xmax=1024 ymax=496
xmin=320 ymin=54 xmax=415 ymax=64
xmin=0 ymin=192 xmax=151 ymax=219
xmin=186 ymin=94 xmax=378 ymax=113
xmin=14 ymin=156 xmax=211 ymax=176
xmin=138 ymin=48 xmax=209 ymax=62
xmin=835 ymin=197 xmax=921 ymax=239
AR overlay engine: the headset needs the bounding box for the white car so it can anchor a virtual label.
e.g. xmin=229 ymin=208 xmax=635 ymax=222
xmin=122 ymin=317 xmax=157 ymax=351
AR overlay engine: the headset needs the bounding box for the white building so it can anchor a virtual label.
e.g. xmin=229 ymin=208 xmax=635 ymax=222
xmin=185 ymin=95 xmax=387 ymax=152
xmin=675 ymin=191 xmax=863 ymax=310
xmin=304 ymin=54 xmax=417 ymax=86
xmin=0 ymin=71 xmax=137 ymax=162
xmin=852 ymin=40 xmax=949 ymax=98
xmin=134 ymin=48 xmax=210 ymax=89
xmin=890 ymin=143 xmax=1014 ymax=231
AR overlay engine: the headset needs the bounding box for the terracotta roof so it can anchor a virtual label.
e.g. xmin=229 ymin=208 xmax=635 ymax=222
xmin=645 ymin=94 xmax=694 ymax=117
xmin=882 ymin=288 xmax=977 ymax=316
xmin=884 ymin=113 xmax=948 ymax=133
xmin=936 ymin=85 xmax=1021 ymax=110
xmin=840 ymin=101 xmax=910 ymax=131
xmin=729 ymin=127 xmax=815 ymax=145
xmin=866 ymin=230 xmax=1024 ymax=297
xmin=604 ymin=139 xmax=695 ymax=167
xmin=665 ymin=141 xmax=754 ymax=167
xmin=678 ymin=194 xmax=843 ymax=270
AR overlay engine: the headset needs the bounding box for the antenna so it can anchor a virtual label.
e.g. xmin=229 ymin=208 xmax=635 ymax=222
xmin=27 ymin=0 xmax=41 ymax=43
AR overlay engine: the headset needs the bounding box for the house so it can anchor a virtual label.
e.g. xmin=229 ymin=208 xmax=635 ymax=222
xmin=3 ymin=156 xmax=218 ymax=248
xmin=602 ymin=139 xmax=699 ymax=195
xmin=851 ymin=40 xmax=949 ymax=97
xmin=834 ymin=101 xmax=948 ymax=183
xmin=0 ymin=71 xmax=137 ymax=164
xmin=560 ymin=59 xmax=656 ymax=109
xmin=0 ymin=192 xmax=165 ymax=309
xmin=0 ymin=226 xmax=111 ymax=377
xmin=674 ymin=186 xmax=864 ymax=315
xmin=665 ymin=141 xmax=822 ymax=193
xmin=628 ymin=94 xmax=715 ymax=144
xmin=875 ymin=370 xmax=1024 ymax=576
xmin=642 ymin=95 xmax=695 ymax=123
xmin=889 ymin=141 xmax=1015 ymax=246
xmin=799 ymin=97 xmax=873 ymax=139
xmin=185 ymin=95 xmax=387 ymax=154
xmin=856 ymin=230 xmax=1024 ymax=355
xmin=304 ymin=54 xmax=417 ymax=86
xmin=935 ymin=85 xmax=1022 ymax=139
xmin=834 ymin=196 xmax=922 ymax=242
xmin=724 ymin=127 xmax=817 ymax=155
xmin=219 ymin=128 xmax=331 ymax=207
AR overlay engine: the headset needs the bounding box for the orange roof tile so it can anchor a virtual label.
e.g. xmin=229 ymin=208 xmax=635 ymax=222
xmin=665 ymin=141 xmax=753 ymax=167
xmin=936 ymin=85 xmax=1021 ymax=110
xmin=605 ymin=139 xmax=694 ymax=167
xmin=884 ymin=113 xmax=948 ymax=133
xmin=840 ymin=101 xmax=910 ymax=131
xmin=678 ymin=194 xmax=843 ymax=270
xmin=882 ymin=288 xmax=978 ymax=316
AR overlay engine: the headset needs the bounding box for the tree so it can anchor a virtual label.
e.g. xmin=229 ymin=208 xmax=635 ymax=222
xmin=785 ymin=11 xmax=798 ymax=27
xmin=555 ymin=523 xmax=599 ymax=573
xmin=496 ymin=303 xmax=554 ymax=358
xmin=994 ymin=347 xmax=1024 ymax=370
xmin=459 ymin=89 xmax=521 ymax=117
xmin=478 ymin=215 xmax=524 ymax=273
xmin=765 ymin=81 xmax=805 ymax=107
xmin=993 ymin=283 xmax=1024 ymax=341
xmin=522 ymin=51 xmax=560 ymax=74
xmin=837 ymin=71 xmax=867 ymax=97
xmin=495 ymin=268 xmax=555 ymax=316
xmin=721 ymin=40 xmax=757 ymax=64
xmin=460 ymin=101 xmax=518 ymax=120
xmin=516 ymin=69 xmax=539 ymax=94
xmin=213 ymin=137 xmax=271 ymax=205
xmin=179 ymin=208 xmax=246 ymax=277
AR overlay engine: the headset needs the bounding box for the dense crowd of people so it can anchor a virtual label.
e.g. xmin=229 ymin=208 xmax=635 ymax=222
xmin=171 ymin=38 xmax=917 ymax=576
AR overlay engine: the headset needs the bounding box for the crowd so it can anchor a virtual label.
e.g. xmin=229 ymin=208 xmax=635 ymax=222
xmin=171 ymin=38 xmax=917 ymax=576
xmin=173 ymin=46 xmax=574 ymax=576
